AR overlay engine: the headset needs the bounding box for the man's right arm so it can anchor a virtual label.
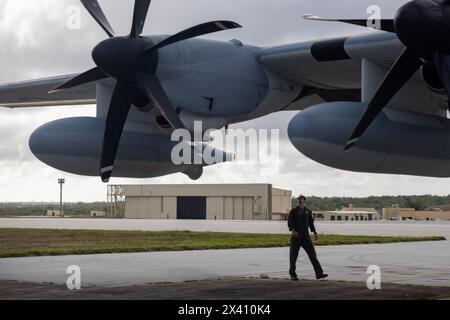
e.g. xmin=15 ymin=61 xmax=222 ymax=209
xmin=288 ymin=209 xmax=299 ymax=237
xmin=288 ymin=209 xmax=294 ymax=231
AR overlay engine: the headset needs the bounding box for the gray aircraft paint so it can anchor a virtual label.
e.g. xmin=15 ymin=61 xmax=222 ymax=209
xmin=3 ymin=31 xmax=450 ymax=179
xmin=29 ymin=117 xmax=232 ymax=179
xmin=94 ymin=36 xmax=300 ymax=130
xmin=23 ymin=36 xmax=301 ymax=179
xmin=260 ymin=32 xmax=403 ymax=90
xmin=154 ymin=36 xmax=300 ymax=125
xmin=288 ymin=101 xmax=450 ymax=177
xmin=260 ymin=32 xmax=448 ymax=117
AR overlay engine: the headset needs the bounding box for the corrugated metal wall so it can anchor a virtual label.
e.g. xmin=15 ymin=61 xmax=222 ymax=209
xmin=122 ymin=184 xmax=290 ymax=220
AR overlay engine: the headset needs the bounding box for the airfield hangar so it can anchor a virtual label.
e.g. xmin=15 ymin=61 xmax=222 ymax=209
xmin=107 ymin=184 xmax=292 ymax=220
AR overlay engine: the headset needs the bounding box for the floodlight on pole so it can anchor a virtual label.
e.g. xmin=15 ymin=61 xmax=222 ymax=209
xmin=58 ymin=179 xmax=65 ymax=217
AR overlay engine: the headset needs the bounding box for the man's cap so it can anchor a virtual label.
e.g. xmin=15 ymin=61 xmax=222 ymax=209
xmin=297 ymin=195 xmax=307 ymax=201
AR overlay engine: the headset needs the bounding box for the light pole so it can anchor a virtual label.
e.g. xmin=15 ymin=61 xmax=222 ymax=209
xmin=58 ymin=179 xmax=65 ymax=217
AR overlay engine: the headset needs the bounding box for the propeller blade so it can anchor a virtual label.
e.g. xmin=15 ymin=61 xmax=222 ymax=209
xmin=303 ymin=14 xmax=395 ymax=33
xmin=100 ymin=82 xmax=134 ymax=182
xmin=50 ymin=67 xmax=107 ymax=93
xmin=130 ymin=0 xmax=152 ymax=38
xmin=137 ymin=74 xmax=186 ymax=130
xmin=148 ymin=20 xmax=242 ymax=52
xmin=434 ymin=52 xmax=450 ymax=99
xmin=344 ymin=48 xmax=423 ymax=151
xmin=80 ymin=0 xmax=115 ymax=38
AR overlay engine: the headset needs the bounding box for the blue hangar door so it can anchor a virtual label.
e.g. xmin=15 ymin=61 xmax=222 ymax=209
xmin=177 ymin=197 xmax=207 ymax=220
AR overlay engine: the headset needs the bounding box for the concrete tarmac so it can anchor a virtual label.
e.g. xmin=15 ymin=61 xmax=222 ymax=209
xmin=2 ymin=218 xmax=450 ymax=299
xmin=1 ymin=240 xmax=449 ymax=288
xmin=2 ymin=218 xmax=450 ymax=238
xmin=2 ymin=279 xmax=450 ymax=300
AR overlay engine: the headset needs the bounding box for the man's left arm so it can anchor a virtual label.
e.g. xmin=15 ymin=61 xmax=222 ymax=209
xmin=309 ymin=210 xmax=319 ymax=241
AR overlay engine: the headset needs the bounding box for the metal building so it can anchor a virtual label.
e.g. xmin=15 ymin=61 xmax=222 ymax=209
xmin=383 ymin=205 xmax=450 ymax=221
xmin=107 ymin=184 xmax=292 ymax=220
xmin=313 ymin=204 xmax=380 ymax=222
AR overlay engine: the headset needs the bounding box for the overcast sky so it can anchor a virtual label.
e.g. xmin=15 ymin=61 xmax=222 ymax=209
xmin=1 ymin=0 xmax=449 ymax=203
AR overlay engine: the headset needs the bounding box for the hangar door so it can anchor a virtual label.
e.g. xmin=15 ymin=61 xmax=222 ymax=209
xmin=177 ymin=197 xmax=207 ymax=220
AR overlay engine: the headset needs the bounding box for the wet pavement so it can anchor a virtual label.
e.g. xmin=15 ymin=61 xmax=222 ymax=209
xmin=2 ymin=278 xmax=449 ymax=300
xmin=2 ymin=218 xmax=450 ymax=299
xmin=2 ymin=218 xmax=450 ymax=238
xmin=0 ymin=240 xmax=449 ymax=287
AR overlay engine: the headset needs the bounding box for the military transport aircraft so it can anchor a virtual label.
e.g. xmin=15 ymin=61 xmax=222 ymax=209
xmin=1 ymin=0 xmax=450 ymax=181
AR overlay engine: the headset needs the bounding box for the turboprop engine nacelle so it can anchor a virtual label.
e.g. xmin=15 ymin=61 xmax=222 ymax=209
xmin=288 ymin=102 xmax=450 ymax=178
xmin=29 ymin=117 xmax=233 ymax=179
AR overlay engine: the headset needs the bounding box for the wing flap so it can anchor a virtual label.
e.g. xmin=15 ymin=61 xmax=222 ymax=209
xmin=0 ymin=74 xmax=97 ymax=108
xmin=260 ymin=32 xmax=449 ymax=117
xmin=259 ymin=33 xmax=402 ymax=90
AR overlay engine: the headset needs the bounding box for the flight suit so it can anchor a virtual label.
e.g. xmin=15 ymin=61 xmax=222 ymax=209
xmin=288 ymin=207 xmax=324 ymax=278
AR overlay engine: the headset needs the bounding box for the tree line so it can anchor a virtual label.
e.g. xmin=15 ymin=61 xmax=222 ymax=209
xmin=0 ymin=202 xmax=107 ymax=216
xmin=291 ymin=195 xmax=450 ymax=212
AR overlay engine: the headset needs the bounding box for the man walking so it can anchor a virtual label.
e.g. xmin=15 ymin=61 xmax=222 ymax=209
xmin=288 ymin=195 xmax=328 ymax=281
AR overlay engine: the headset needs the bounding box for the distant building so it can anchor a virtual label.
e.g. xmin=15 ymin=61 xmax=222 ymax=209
xmin=90 ymin=211 xmax=106 ymax=217
xmin=46 ymin=210 xmax=63 ymax=217
xmin=107 ymin=184 xmax=291 ymax=221
xmin=314 ymin=205 xmax=380 ymax=221
xmin=382 ymin=205 xmax=450 ymax=221
xmin=272 ymin=189 xmax=293 ymax=221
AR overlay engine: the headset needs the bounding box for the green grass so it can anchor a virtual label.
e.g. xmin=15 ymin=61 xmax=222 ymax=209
xmin=0 ymin=228 xmax=445 ymax=258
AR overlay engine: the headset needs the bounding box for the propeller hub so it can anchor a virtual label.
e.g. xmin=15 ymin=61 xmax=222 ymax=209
xmin=395 ymin=0 xmax=450 ymax=59
xmin=92 ymin=37 xmax=158 ymax=82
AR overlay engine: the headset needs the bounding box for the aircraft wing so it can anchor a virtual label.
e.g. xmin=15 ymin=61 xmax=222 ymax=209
xmin=259 ymin=32 xmax=449 ymax=118
xmin=259 ymin=32 xmax=402 ymax=89
xmin=0 ymin=74 xmax=97 ymax=108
